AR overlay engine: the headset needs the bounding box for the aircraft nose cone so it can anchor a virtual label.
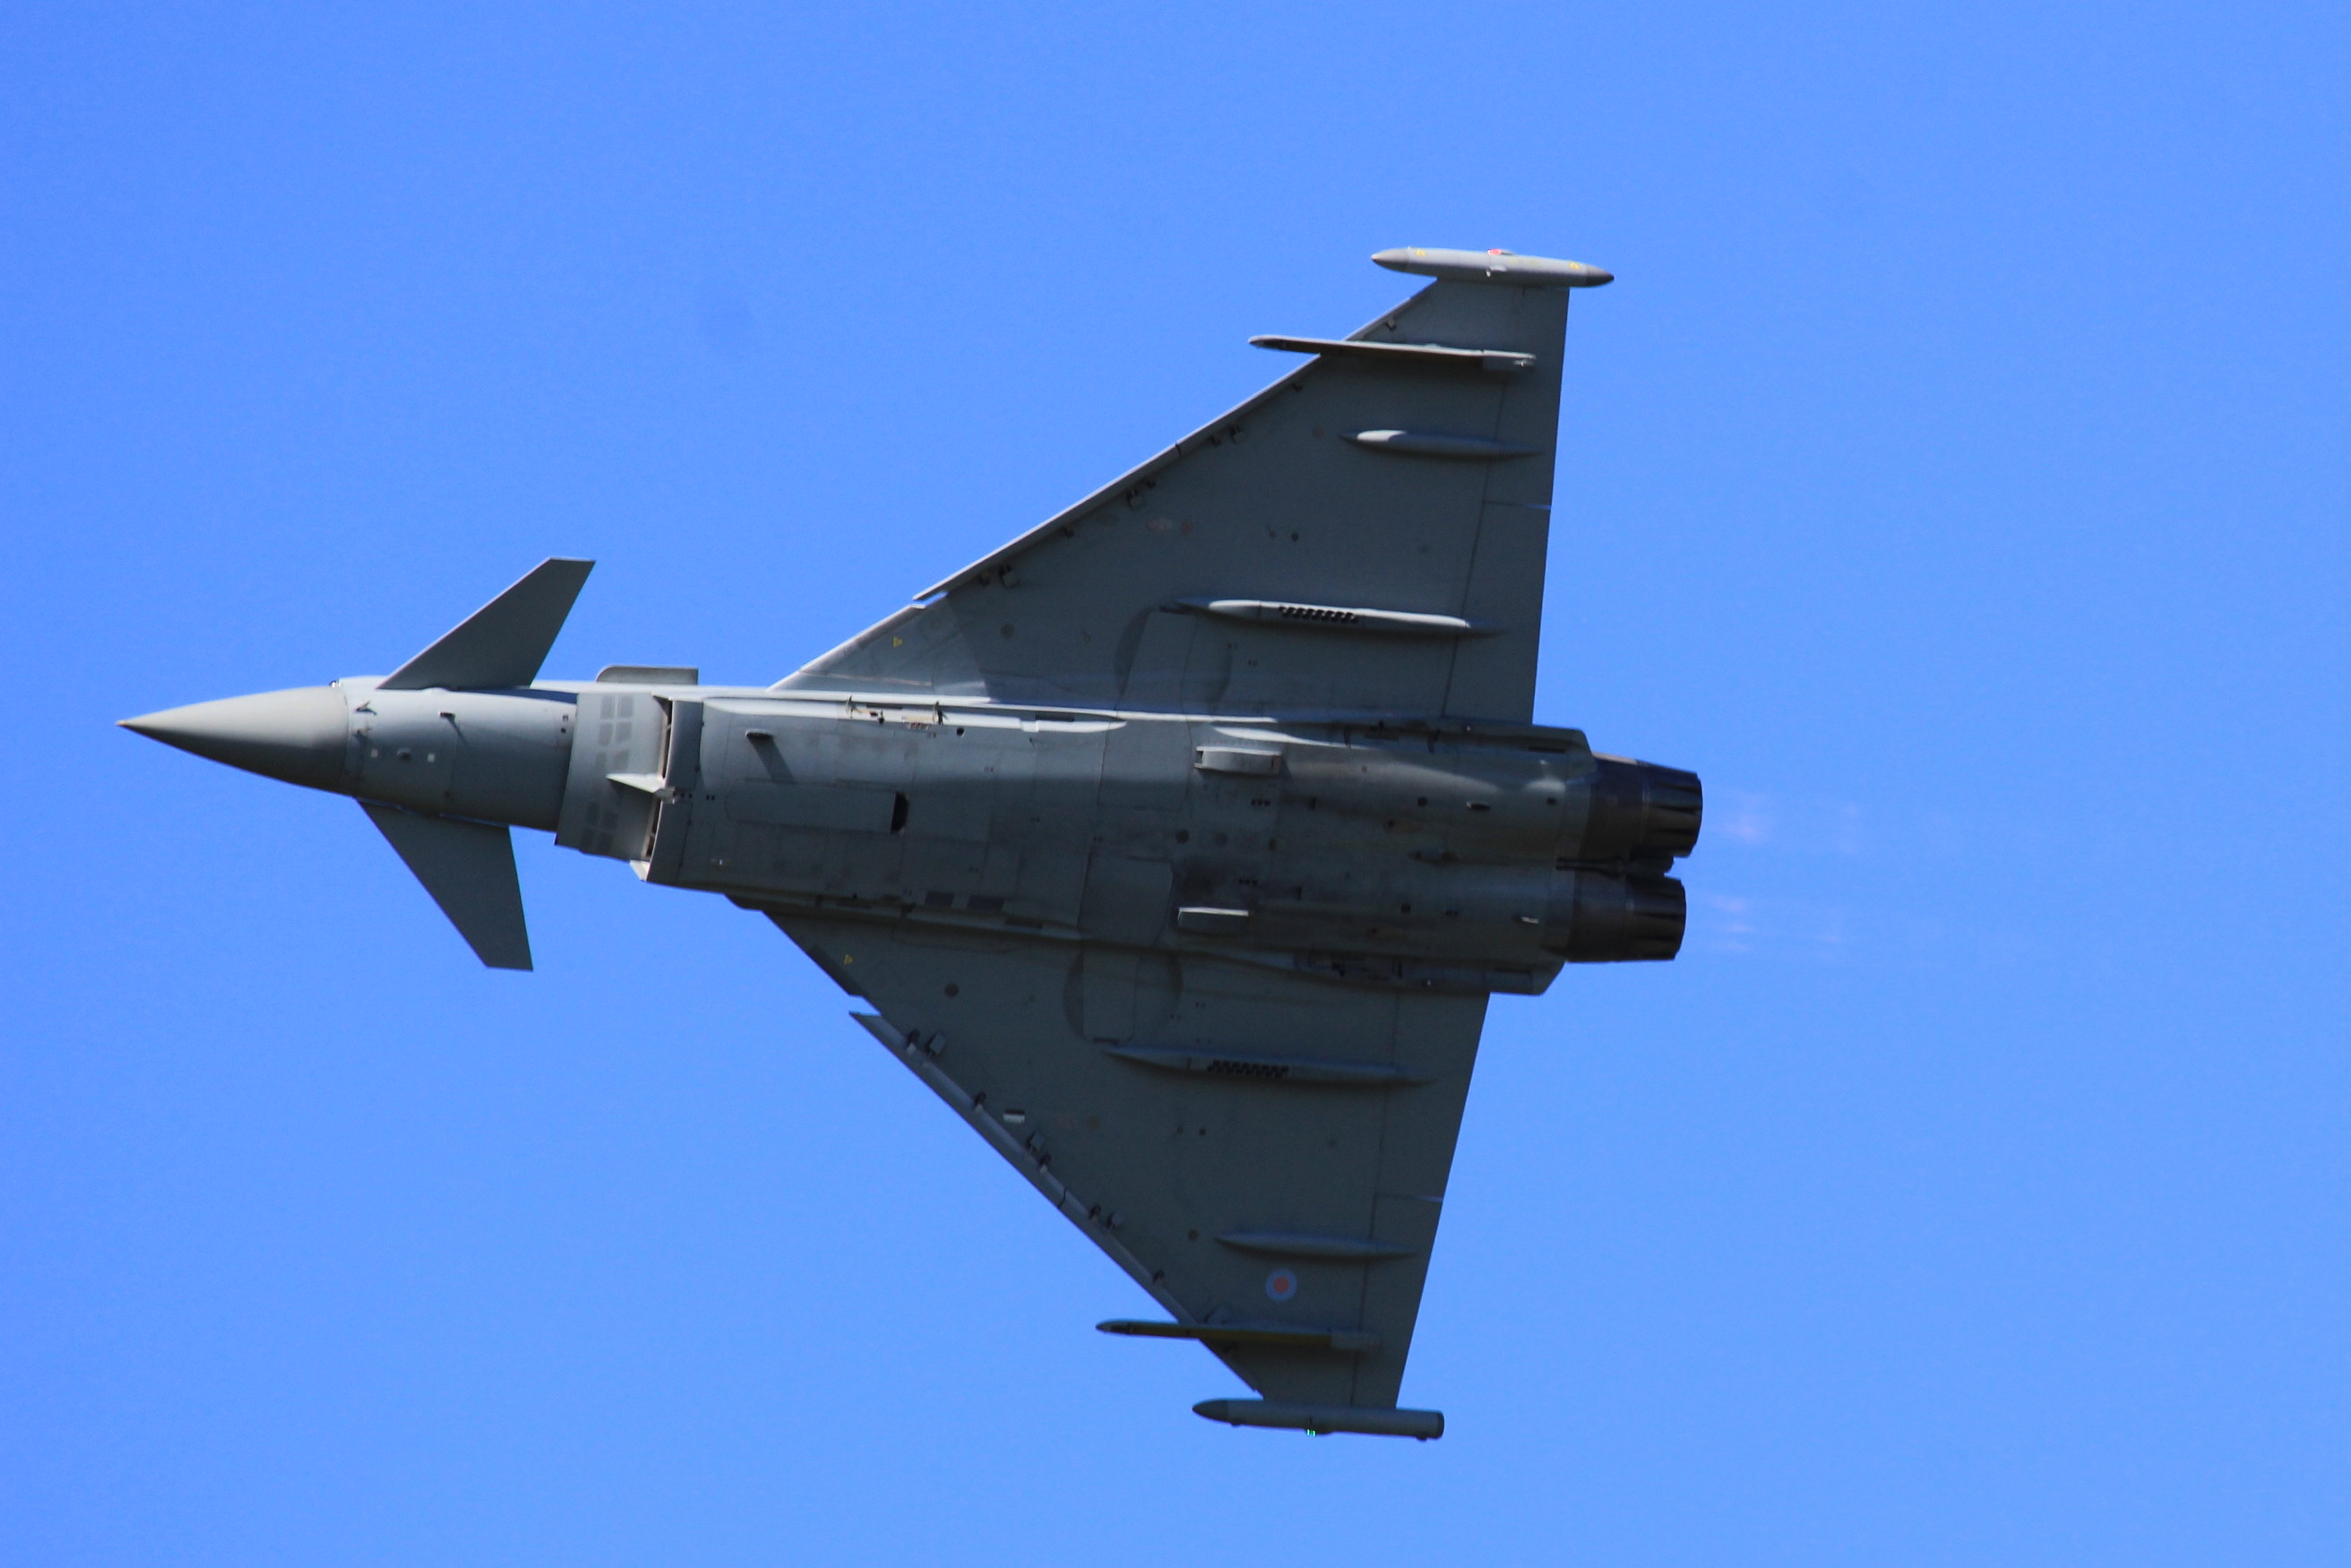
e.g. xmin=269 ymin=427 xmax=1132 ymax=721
xmin=120 ymin=685 xmax=350 ymax=792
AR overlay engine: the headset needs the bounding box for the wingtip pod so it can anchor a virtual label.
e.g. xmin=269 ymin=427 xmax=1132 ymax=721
xmin=1192 ymin=1398 xmax=1444 ymax=1440
xmin=1374 ymin=246 xmax=1614 ymax=287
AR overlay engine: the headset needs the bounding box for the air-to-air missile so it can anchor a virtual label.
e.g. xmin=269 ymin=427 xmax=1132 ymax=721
xmin=125 ymin=246 xmax=1700 ymax=1440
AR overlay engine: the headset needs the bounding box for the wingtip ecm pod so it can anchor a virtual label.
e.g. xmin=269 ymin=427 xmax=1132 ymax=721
xmin=1373 ymin=246 xmax=1615 ymax=288
xmin=1193 ymin=1399 xmax=1446 ymax=1440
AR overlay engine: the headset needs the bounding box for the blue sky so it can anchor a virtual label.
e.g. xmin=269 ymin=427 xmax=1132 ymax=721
xmin=5 ymin=4 xmax=2347 ymax=1563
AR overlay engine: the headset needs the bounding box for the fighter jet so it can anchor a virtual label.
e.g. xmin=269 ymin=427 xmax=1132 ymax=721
xmin=123 ymin=246 xmax=1701 ymax=1440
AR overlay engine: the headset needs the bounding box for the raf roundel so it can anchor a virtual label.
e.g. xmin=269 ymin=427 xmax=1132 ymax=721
xmin=1264 ymin=1268 xmax=1299 ymax=1302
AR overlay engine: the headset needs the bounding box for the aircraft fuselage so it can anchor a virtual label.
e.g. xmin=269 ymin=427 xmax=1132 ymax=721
xmin=207 ymin=676 xmax=1699 ymax=992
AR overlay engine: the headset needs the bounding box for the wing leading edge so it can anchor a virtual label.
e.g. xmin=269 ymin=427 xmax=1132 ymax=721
xmin=782 ymin=252 xmax=1597 ymax=723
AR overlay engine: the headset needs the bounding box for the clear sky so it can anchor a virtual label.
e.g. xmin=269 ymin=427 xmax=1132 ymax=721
xmin=5 ymin=4 xmax=2347 ymax=1563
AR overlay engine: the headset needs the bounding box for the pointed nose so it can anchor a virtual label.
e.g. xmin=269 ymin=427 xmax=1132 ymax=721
xmin=120 ymin=685 xmax=350 ymax=792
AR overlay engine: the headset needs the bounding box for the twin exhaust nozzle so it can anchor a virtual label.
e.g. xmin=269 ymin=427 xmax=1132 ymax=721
xmin=1543 ymin=757 xmax=1704 ymax=963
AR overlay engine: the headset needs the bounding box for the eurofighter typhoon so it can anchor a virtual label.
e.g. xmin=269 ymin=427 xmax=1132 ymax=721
xmin=124 ymin=247 xmax=1701 ymax=1440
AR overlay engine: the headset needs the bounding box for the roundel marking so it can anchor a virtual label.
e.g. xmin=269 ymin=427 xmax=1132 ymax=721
xmin=1264 ymin=1268 xmax=1298 ymax=1302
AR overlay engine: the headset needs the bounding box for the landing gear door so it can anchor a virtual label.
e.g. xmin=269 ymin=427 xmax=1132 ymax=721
xmin=556 ymin=688 xmax=669 ymax=862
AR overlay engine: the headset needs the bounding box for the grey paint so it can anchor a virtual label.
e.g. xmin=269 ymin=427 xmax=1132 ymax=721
xmin=556 ymin=686 xmax=665 ymax=860
xmin=381 ymin=557 xmax=592 ymax=692
xmin=121 ymin=249 xmax=1701 ymax=1440
xmin=361 ymin=802 xmax=532 ymax=970
xmin=350 ymin=684 xmax=575 ymax=831
xmin=120 ymin=686 xmax=349 ymax=791
xmin=1344 ymin=428 xmax=1539 ymax=459
xmin=1371 ymin=245 xmax=1614 ymax=288
xmin=1193 ymin=1397 xmax=1444 ymax=1440
xmin=1245 ymin=334 xmax=1538 ymax=372
xmin=1098 ymin=1319 xmax=1382 ymax=1353
xmin=784 ymin=268 xmax=1569 ymax=721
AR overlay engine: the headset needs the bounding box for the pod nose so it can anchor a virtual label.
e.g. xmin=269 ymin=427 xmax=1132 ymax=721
xmin=120 ymin=685 xmax=349 ymax=791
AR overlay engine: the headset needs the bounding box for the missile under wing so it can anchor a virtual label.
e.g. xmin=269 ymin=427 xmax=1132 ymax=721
xmin=783 ymin=246 xmax=1583 ymax=720
xmin=120 ymin=248 xmax=1700 ymax=1440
